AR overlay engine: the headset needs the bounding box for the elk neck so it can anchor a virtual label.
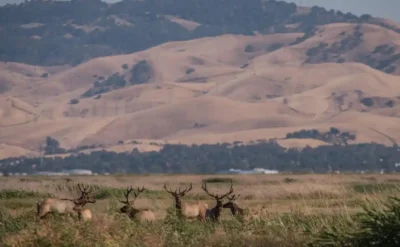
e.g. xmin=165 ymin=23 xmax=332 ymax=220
xmin=228 ymin=202 xmax=242 ymax=216
xmin=128 ymin=206 xmax=141 ymax=217
xmin=173 ymin=195 xmax=183 ymax=211
xmin=211 ymin=200 xmax=224 ymax=220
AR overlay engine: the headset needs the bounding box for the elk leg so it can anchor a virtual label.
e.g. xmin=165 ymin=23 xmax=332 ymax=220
xmin=199 ymin=214 xmax=206 ymax=223
xmin=39 ymin=212 xmax=48 ymax=220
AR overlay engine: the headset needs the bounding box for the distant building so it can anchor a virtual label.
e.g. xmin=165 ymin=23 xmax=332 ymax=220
xmin=217 ymin=168 xmax=279 ymax=174
xmin=62 ymin=169 xmax=93 ymax=175
xmin=33 ymin=171 xmax=68 ymax=176
xmin=33 ymin=169 xmax=93 ymax=176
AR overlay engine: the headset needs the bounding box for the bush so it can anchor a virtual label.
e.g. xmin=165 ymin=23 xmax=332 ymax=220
xmin=283 ymin=177 xmax=297 ymax=183
xmin=385 ymin=100 xmax=394 ymax=108
xmin=70 ymin=99 xmax=79 ymax=104
xmin=309 ymin=196 xmax=400 ymax=247
xmin=267 ymin=43 xmax=284 ymax=52
xmin=329 ymin=127 xmax=340 ymax=135
xmin=185 ymin=68 xmax=195 ymax=74
xmin=202 ymin=177 xmax=233 ymax=184
xmin=0 ymin=208 xmax=35 ymax=240
xmin=130 ymin=60 xmax=152 ymax=85
xmin=0 ymin=189 xmax=52 ymax=199
xmin=360 ymin=98 xmax=374 ymax=107
xmin=351 ymin=183 xmax=398 ymax=194
xmin=245 ymin=44 xmax=256 ymax=53
xmin=82 ymin=73 xmax=127 ymax=98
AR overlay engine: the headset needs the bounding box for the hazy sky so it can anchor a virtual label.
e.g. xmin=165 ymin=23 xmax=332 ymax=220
xmin=1 ymin=0 xmax=399 ymax=22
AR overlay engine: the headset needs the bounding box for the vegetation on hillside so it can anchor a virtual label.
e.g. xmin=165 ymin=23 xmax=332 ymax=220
xmin=81 ymin=60 xmax=153 ymax=97
xmin=44 ymin=136 xmax=103 ymax=155
xmin=82 ymin=73 xmax=128 ymax=98
xmin=285 ymin=128 xmax=356 ymax=146
xmin=1 ymin=0 xmax=399 ymax=70
xmin=304 ymin=25 xmax=400 ymax=73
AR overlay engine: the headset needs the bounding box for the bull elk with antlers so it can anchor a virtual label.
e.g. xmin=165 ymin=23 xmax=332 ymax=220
xmin=36 ymin=183 xmax=96 ymax=220
xmin=222 ymin=194 xmax=250 ymax=220
xmin=73 ymin=184 xmax=97 ymax=221
xmin=119 ymin=186 xmax=155 ymax=222
xmin=202 ymin=180 xmax=234 ymax=221
xmin=163 ymin=183 xmax=208 ymax=222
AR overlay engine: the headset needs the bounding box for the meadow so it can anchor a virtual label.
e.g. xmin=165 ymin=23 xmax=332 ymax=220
xmin=1 ymin=173 xmax=400 ymax=247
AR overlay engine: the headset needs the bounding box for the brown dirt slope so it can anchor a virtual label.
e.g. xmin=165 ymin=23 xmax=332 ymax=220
xmin=1 ymin=22 xmax=400 ymax=158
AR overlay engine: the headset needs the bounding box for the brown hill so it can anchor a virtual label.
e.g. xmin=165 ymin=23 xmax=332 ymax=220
xmin=2 ymin=22 xmax=400 ymax=159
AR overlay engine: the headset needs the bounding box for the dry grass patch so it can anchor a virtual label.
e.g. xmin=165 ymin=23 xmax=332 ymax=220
xmin=1 ymin=174 xmax=400 ymax=246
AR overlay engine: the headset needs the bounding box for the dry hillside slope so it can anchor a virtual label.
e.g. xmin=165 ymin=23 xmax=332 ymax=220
xmin=1 ymin=22 xmax=400 ymax=159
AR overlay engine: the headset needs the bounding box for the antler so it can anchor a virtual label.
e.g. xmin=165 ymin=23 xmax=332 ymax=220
xmin=119 ymin=186 xmax=134 ymax=204
xmin=227 ymin=194 xmax=240 ymax=202
xmin=120 ymin=186 xmax=146 ymax=205
xmin=132 ymin=186 xmax=145 ymax=199
xmin=202 ymin=179 xmax=234 ymax=200
xmin=163 ymin=183 xmax=192 ymax=197
xmin=77 ymin=183 xmax=92 ymax=196
xmin=74 ymin=183 xmax=96 ymax=205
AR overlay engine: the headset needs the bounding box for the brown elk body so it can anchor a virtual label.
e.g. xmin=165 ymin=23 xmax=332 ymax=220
xmin=163 ymin=183 xmax=208 ymax=222
xmin=36 ymin=198 xmax=75 ymax=219
xmin=77 ymin=208 xmax=93 ymax=221
xmin=36 ymin=184 xmax=96 ymax=220
xmin=119 ymin=186 xmax=155 ymax=222
xmin=202 ymin=180 xmax=234 ymax=221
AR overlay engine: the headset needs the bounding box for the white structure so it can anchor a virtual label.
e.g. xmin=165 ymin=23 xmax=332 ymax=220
xmin=33 ymin=171 xmax=68 ymax=176
xmin=33 ymin=169 xmax=93 ymax=176
xmin=62 ymin=169 xmax=93 ymax=175
xmin=217 ymin=168 xmax=279 ymax=174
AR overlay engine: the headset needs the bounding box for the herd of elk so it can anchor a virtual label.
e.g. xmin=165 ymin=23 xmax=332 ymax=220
xmin=34 ymin=179 xmax=252 ymax=223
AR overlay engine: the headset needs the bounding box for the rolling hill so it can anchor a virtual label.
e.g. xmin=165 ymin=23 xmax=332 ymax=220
xmin=1 ymin=1 xmax=400 ymax=159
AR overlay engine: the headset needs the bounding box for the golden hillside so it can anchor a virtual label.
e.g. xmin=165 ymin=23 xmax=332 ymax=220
xmin=1 ymin=22 xmax=400 ymax=159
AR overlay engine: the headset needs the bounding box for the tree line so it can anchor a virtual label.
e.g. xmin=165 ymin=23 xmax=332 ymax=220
xmin=1 ymin=141 xmax=399 ymax=174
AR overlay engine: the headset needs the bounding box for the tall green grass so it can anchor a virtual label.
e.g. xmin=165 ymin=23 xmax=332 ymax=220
xmin=2 ymin=183 xmax=400 ymax=246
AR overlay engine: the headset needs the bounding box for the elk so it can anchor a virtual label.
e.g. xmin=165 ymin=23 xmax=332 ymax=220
xmin=201 ymin=180 xmax=234 ymax=221
xmin=222 ymin=194 xmax=249 ymax=220
xmin=36 ymin=183 xmax=96 ymax=220
xmin=72 ymin=184 xmax=96 ymax=221
xmin=163 ymin=183 xmax=208 ymax=222
xmin=119 ymin=186 xmax=155 ymax=222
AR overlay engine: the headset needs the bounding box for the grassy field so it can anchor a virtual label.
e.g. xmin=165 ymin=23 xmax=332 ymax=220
xmin=1 ymin=173 xmax=400 ymax=246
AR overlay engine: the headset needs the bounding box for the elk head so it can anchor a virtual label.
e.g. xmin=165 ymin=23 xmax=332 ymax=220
xmin=223 ymin=194 xmax=240 ymax=208
xmin=202 ymin=180 xmax=233 ymax=207
xmin=119 ymin=186 xmax=145 ymax=213
xmin=72 ymin=183 xmax=96 ymax=212
xmin=223 ymin=194 xmax=244 ymax=216
xmin=163 ymin=183 xmax=192 ymax=210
